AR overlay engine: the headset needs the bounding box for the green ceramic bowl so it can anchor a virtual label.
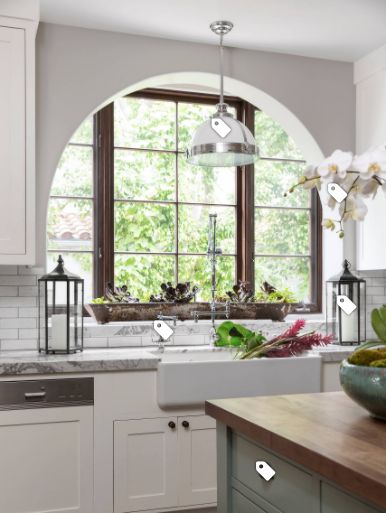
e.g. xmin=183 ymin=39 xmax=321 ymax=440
xmin=340 ymin=359 xmax=386 ymax=420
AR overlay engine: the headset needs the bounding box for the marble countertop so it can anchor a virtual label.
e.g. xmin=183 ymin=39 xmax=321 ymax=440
xmin=0 ymin=348 xmax=161 ymax=376
xmin=0 ymin=343 xmax=354 ymax=377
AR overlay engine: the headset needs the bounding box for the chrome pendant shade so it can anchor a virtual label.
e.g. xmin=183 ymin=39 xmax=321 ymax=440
xmin=187 ymin=21 xmax=259 ymax=167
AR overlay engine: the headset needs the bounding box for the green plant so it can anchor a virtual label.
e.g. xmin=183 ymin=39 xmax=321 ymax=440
xmin=91 ymin=296 xmax=106 ymax=304
xmin=346 ymin=306 xmax=386 ymax=367
xmin=215 ymin=321 xmax=265 ymax=350
xmin=254 ymin=282 xmax=297 ymax=303
xmin=105 ymin=283 xmax=139 ymax=303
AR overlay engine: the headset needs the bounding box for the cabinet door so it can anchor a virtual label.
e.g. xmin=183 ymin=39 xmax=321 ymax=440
xmin=178 ymin=414 xmax=217 ymax=507
xmin=0 ymin=26 xmax=26 ymax=255
xmin=0 ymin=406 xmax=93 ymax=513
xmin=114 ymin=418 xmax=178 ymax=513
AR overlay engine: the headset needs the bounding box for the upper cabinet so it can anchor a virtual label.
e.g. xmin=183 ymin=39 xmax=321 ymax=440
xmin=355 ymin=46 xmax=386 ymax=270
xmin=0 ymin=15 xmax=37 ymax=264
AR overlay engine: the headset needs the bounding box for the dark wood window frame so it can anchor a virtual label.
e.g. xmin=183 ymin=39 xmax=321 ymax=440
xmin=92 ymin=88 xmax=322 ymax=312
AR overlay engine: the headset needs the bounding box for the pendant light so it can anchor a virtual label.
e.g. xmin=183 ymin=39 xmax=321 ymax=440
xmin=186 ymin=21 xmax=259 ymax=167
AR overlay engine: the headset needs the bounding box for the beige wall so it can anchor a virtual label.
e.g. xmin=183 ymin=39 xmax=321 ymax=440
xmin=36 ymin=22 xmax=355 ymax=266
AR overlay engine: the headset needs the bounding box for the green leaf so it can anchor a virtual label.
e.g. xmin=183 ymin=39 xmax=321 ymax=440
xmin=371 ymin=307 xmax=386 ymax=343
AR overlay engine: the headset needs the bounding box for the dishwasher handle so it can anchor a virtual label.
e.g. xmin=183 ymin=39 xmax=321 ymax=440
xmin=24 ymin=392 xmax=46 ymax=400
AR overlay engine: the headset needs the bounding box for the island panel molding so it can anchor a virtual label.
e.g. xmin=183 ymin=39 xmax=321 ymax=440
xmin=206 ymin=392 xmax=386 ymax=511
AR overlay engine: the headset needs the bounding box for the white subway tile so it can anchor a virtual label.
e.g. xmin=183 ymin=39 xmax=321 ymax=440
xmin=0 ymin=297 xmax=37 ymax=307
xmin=0 ymin=318 xmax=37 ymax=329
xmin=0 ymin=308 xmax=18 ymax=318
xmin=18 ymin=286 xmax=38 ymax=297
xmin=18 ymin=266 xmax=44 ymax=276
xmin=19 ymin=329 xmax=39 ymax=339
xmin=0 ymin=286 xmax=18 ymax=297
xmin=0 ymin=276 xmax=37 ymax=286
xmin=108 ymin=336 xmax=142 ymax=348
xmin=84 ymin=337 xmax=109 ymax=348
xmin=1 ymin=339 xmax=37 ymax=351
xmin=367 ymin=286 xmax=386 ymax=296
xmin=19 ymin=307 xmax=39 ymax=318
xmin=0 ymin=266 xmax=18 ymax=275
xmin=0 ymin=329 xmax=18 ymax=339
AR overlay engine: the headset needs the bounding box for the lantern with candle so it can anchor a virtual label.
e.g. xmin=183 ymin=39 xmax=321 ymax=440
xmin=38 ymin=255 xmax=84 ymax=354
xmin=326 ymin=260 xmax=366 ymax=346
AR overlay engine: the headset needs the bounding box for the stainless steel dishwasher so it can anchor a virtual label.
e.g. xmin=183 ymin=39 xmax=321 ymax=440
xmin=0 ymin=377 xmax=94 ymax=513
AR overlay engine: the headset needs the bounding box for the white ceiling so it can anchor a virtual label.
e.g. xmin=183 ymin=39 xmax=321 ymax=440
xmin=40 ymin=0 xmax=386 ymax=62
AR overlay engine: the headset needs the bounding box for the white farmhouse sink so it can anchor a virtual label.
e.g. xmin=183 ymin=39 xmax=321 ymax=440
xmin=150 ymin=347 xmax=322 ymax=408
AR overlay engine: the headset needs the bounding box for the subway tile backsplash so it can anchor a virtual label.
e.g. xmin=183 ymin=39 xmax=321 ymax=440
xmin=0 ymin=265 xmax=384 ymax=351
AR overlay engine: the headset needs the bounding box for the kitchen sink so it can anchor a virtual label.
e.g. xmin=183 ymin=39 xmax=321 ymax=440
xmin=150 ymin=347 xmax=322 ymax=408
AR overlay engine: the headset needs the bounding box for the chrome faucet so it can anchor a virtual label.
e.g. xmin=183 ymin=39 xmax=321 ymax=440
xmin=192 ymin=214 xmax=231 ymax=344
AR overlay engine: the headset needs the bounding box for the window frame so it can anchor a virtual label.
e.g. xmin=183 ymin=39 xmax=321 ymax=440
xmin=89 ymin=88 xmax=322 ymax=311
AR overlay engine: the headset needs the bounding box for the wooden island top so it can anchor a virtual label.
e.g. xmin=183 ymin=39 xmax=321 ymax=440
xmin=205 ymin=392 xmax=386 ymax=510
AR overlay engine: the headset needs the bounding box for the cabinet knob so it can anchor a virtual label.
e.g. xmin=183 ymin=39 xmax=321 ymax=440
xmin=182 ymin=420 xmax=190 ymax=428
xmin=168 ymin=421 xmax=176 ymax=429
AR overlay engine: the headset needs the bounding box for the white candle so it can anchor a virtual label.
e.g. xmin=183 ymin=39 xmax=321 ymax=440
xmin=340 ymin=311 xmax=357 ymax=342
xmin=51 ymin=314 xmax=67 ymax=350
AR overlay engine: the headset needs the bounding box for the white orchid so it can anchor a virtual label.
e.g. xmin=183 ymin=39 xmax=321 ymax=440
xmin=317 ymin=150 xmax=353 ymax=180
xmin=339 ymin=195 xmax=368 ymax=222
xmin=352 ymin=149 xmax=386 ymax=180
xmin=287 ymin=146 xmax=386 ymax=236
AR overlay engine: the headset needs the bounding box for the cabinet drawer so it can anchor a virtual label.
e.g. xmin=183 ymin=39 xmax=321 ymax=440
xmin=232 ymin=488 xmax=280 ymax=513
xmin=321 ymin=483 xmax=383 ymax=513
xmin=231 ymin=433 xmax=313 ymax=512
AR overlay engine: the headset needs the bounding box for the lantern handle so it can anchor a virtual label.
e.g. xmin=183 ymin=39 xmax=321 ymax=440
xmin=53 ymin=255 xmax=65 ymax=275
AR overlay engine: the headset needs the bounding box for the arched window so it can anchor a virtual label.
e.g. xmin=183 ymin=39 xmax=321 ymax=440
xmin=47 ymin=89 xmax=321 ymax=309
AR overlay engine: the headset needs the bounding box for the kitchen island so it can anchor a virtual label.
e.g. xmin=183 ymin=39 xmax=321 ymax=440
xmin=206 ymin=392 xmax=386 ymax=513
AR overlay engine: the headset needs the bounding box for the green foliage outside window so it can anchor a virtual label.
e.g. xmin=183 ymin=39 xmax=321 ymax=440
xmin=47 ymin=95 xmax=311 ymax=303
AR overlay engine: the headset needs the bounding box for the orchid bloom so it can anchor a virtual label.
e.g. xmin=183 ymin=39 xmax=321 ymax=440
xmin=340 ymin=195 xmax=368 ymax=222
xmin=317 ymin=150 xmax=353 ymax=180
xmin=352 ymin=149 xmax=386 ymax=180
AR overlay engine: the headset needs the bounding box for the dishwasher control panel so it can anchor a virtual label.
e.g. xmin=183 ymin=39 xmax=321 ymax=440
xmin=0 ymin=377 xmax=94 ymax=410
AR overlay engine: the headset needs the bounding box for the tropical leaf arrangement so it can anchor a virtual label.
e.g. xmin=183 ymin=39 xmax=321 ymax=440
xmin=215 ymin=319 xmax=332 ymax=359
xmin=347 ymin=306 xmax=386 ymax=368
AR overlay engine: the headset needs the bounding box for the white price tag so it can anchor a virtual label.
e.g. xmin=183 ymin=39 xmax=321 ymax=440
xmin=327 ymin=183 xmax=347 ymax=203
xmin=336 ymin=295 xmax=357 ymax=315
xmin=211 ymin=117 xmax=231 ymax=138
xmin=153 ymin=320 xmax=174 ymax=341
xmin=256 ymin=461 xmax=276 ymax=482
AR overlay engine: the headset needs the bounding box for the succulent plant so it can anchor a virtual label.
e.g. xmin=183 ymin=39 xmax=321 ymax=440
xmin=225 ymin=281 xmax=255 ymax=303
xmin=149 ymin=282 xmax=198 ymax=304
xmin=105 ymin=283 xmax=139 ymax=303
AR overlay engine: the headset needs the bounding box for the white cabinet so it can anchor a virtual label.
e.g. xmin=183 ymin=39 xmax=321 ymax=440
xmin=178 ymin=415 xmax=217 ymax=507
xmin=0 ymin=406 xmax=94 ymax=513
xmin=114 ymin=417 xmax=179 ymax=512
xmin=0 ymin=17 xmax=36 ymax=264
xmin=355 ymin=48 xmax=386 ymax=270
xmin=114 ymin=414 xmax=217 ymax=513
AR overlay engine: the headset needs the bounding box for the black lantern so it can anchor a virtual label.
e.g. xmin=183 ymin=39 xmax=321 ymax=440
xmin=326 ymin=260 xmax=366 ymax=346
xmin=38 ymin=255 xmax=84 ymax=354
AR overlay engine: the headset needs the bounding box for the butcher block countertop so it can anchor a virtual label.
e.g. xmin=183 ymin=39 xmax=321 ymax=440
xmin=206 ymin=392 xmax=386 ymax=510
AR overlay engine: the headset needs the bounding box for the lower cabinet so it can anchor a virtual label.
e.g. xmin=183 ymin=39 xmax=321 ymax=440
xmin=114 ymin=414 xmax=216 ymax=513
xmin=0 ymin=406 xmax=94 ymax=513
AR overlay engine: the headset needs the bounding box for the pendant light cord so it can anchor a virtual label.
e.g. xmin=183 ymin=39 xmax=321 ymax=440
xmin=219 ymin=33 xmax=224 ymax=105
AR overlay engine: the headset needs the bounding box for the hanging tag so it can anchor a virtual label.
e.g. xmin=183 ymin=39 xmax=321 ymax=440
xmin=153 ymin=320 xmax=174 ymax=341
xmin=327 ymin=183 xmax=347 ymax=203
xmin=211 ymin=117 xmax=232 ymax=138
xmin=255 ymin=461 xmax=276 ymax=481
xmin=336 ymin=295 xmax=357 ymax=315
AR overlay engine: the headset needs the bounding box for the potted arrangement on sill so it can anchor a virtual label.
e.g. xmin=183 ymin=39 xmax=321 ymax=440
xmin=86 ymin=280 xmax=296 ymax=324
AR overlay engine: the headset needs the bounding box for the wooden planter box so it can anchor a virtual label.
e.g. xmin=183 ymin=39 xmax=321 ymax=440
xmin=85 ymin=302 xmax=292 ymax=324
